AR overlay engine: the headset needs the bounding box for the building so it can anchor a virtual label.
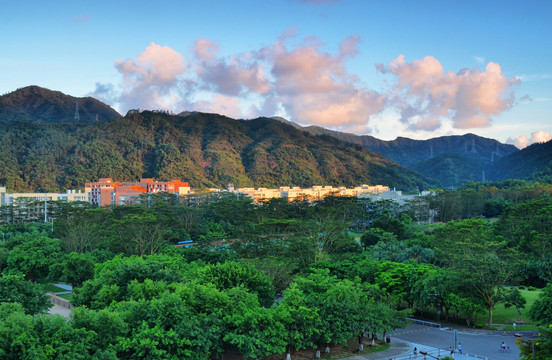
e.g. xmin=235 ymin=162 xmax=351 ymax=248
xmin=228 ymin=184 xmax=391 ymax=203
xmin=84 ymin=178 xmax=191 ymax=207
xmin=0 ymin=187 xmax=88 ymax=224
xmin=0 ymin=187 xmax=86 ymax=206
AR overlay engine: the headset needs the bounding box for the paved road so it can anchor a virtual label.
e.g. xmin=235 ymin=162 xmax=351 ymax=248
xmin=390 ymin=324 xmax=530 ymax=360
xmin=47 ymin=303 xmax=71 ymax=318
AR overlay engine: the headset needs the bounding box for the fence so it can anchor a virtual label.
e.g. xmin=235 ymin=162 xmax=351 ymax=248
xmin=46 ymin=292 xmax=72 ymax=309
xmin=405 ymin=318 xmax=441 ymax=328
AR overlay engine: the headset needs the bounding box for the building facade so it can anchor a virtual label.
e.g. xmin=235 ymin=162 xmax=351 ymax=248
xmin=84 ymin=178 xmax=191 ymax=207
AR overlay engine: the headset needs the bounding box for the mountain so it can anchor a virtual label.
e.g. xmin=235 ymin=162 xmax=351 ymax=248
xmin=492 ymin=139 xmax=552 ymax=181
xmin=0 ymin=85 xmax=121 ymax=123
xmin=277 ymin=119 xmax=519 ymax=187
xmin=0 ymin=110 xmax=438 ymax=193
xmin=411 ymin=153 xmax=489 ymax=188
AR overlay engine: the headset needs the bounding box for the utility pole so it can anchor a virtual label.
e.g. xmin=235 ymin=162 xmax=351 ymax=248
xmin=44 ymin=194 xmax=47 ymax=223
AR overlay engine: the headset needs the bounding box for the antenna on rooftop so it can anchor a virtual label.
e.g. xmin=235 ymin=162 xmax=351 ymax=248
xmin=74 ymin=100 xmax=80 ymax=121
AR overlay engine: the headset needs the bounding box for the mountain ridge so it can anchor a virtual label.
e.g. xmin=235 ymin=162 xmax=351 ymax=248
xmin=0 ymin=85 xmax=121 ymax=124
xmin=0 ymin=110 xmax=438 ymax=192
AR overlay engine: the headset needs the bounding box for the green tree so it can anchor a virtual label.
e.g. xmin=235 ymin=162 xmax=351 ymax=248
xmin=275 ymin=284 xmax=319 ymax=359
xmin=49 ymin=252 xmax=95 ymax=288
xmin=0 ymin=274 xmax=51 ymax=315
xmin=360 ymin=228 xmax=397 ymax=249
xmin=529 ymin=283 xmax=552 ymax=327
xmin=503 ymin=287 xmax=527 ymax=322
xmin=198 ymin=261 xmax=275 ymax=307
xmin=6 ymin=233 xmax=62 ymax=281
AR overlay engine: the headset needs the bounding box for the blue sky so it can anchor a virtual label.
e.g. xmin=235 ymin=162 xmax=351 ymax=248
xmin=1 ymin=0 xmax=551 ymax=147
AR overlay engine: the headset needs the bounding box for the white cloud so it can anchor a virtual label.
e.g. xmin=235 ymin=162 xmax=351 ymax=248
xmin=507 ymin=130 xmax=552 ymax=149
xmin=91 ymin=35 xmax=522 ymax=139
xmin=377 ymin=55 xmax=519 ymax=131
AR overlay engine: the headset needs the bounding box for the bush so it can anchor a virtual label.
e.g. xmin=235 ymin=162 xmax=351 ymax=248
xmin=518 ymin=285 xmax=526 ymax=290
xmin=528 ymin=286 xmax=537 ymax=291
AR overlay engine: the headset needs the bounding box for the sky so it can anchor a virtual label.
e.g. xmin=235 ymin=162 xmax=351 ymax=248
xmin=1 ymin=0 xmax=551 ymax=148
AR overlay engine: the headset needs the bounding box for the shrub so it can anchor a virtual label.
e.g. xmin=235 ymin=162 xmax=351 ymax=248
xmin=518 ymin=285 xmax=526 ymax=290
xmin=528 ymin=286 xmax=537 ymax=291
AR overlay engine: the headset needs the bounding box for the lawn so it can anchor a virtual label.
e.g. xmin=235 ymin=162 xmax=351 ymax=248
xmin=41 ymin=283 xmax=69 ymax=293
xmin=491 ymin=288 xmax=541 ymax=329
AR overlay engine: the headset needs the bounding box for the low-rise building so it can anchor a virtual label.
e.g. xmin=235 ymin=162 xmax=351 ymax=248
xmin=227 ymin=184 xmax=391 ymax=202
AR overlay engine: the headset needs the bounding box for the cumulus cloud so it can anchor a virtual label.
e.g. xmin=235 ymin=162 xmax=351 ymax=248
xmin=507 ymin=130 xmax=552 ymax=149
xmin=93 ymin=35 xmax=521 ymax=137
xmin=268 ymin=34 xmax=385 ymax=131
xmin=192 ymin=94 xmax=243 ymax=119
xmin=104 ymin=42 xmax=187 ymax=111
xmin=193 ymin=38 xmax=270 ymax=96
xmin=377 ymin=55 xmax=519 ymax=131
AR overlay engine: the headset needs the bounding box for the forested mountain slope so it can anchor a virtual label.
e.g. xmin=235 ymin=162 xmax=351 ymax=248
xmin=0 ymin=86 xmax=121 ymax=123
xmin=0 ymin=111 xmax=437 ymax=192
xmin=283 ymin=120 xmax=519 ymax=186
xmin=492 ymin=139 xmax=552 ymax=181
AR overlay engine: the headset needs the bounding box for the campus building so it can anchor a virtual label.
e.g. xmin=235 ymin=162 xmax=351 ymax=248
xmin=228 ymin=184 xmax=391 ymax=202
xmin=84 ymin=178 xmax=191 ymax=207
xmin=0 ymin=187 xmax=87 ymax=206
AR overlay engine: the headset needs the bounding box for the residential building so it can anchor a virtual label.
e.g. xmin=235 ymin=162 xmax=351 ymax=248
xmin=84 ymin=178 xmax=190 ymax=206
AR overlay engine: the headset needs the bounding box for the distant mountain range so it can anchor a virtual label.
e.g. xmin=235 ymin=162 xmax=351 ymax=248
xmin=273 ymin=118 xmax=522 ymax=187
xmin=0 ymin=86 xmax=549 ymax=192
xmin=0 ymin=86 xmax=121 ymax=123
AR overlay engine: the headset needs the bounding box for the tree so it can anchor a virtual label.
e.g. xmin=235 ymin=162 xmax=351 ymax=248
xmin=503 ymin=287 xmax=526 ymax=322
xmin=223 ymin=289 xmax=287 ymax=359
xmin=529 ymin=283 xmax=552 ymax=327
xmin=360 ymin=228 xmax=397 ymax=249
xmin=447 ymin=294 xmax=485 ymax=327
xmin=434 ymin=218 xmax=517 ymax=328
xmin=411 ymin=267 xmax=461 ymax=321
xmin=113 ymin=214 xmax=169 ymax=257
xmin=6 ymin=233 xmax=62 ymax=281
xmin=275 ymin=284 xmax=319 ymax=359
xmin=198 ymin=261 xmax=275 ymax=307
xmin=49 ymin=252 xmax=95 ymax=288
xmin=0 ymin=274 xmax=51 ymax=315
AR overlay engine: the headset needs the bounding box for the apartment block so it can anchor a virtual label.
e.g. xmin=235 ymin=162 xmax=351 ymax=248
xmin=84 ymin=178 xmax=190 ymax=206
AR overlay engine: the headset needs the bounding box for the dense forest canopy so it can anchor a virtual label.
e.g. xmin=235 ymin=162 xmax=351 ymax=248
xmin=1 ymin=182 xmax=552 ymax=359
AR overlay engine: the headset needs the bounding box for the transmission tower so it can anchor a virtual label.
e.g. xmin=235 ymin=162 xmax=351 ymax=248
xmin=74 ymin=100 xmax=80 ymax=121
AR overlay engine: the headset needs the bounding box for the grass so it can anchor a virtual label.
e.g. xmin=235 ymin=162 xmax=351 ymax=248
xmin=492 ymin=288 xmax=541 ymax=326
xmin=57 ymin=293 xmax=72 ymax=300
xmin=41 ymin=283 xmax=68 ymax=293
xmin=415 ymin=288 xmax=541 ymax=330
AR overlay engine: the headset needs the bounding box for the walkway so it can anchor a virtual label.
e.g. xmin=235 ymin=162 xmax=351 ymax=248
xmin=341 ymin=323 xmax=532 ymax=360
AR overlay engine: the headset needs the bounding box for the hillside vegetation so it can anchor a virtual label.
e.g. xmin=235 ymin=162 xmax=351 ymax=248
xmin=0 ymin=86 xmax=121 ymax=123
xmin=0 ymin=111 xmax=437 ymax=192
xmin=295 ymin=122 xmax=520 ymax=186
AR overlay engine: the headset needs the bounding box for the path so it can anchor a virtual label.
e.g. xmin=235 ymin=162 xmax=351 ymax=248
xmin=342 ymin=324 xmax=536 ymax=360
